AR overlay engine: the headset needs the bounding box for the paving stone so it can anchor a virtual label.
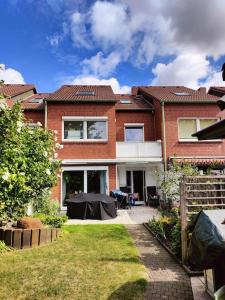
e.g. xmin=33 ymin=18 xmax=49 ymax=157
xmin=126 ymin=225 xmax=194 ymax=300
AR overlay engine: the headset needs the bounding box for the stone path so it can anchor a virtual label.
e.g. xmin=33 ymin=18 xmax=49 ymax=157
xmin=126 ymin=225 xmax=194 ymax=300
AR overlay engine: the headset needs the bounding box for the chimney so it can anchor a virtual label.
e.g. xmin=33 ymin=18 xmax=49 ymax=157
xmin=198 ymin=87 xmax=206 ymax=94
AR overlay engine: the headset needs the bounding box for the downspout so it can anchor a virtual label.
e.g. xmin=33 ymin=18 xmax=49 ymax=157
xmin=161 ymin=101 xmax=167 ymax=172
xmin=44 ymin=100 xmax=47 ymax=128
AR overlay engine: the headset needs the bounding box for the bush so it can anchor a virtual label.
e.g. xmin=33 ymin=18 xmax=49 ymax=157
xmin=149 ymin=208 xmax=182 ymax=258
xmin=0 ymin=241 xmax=13 ymax=253
xmin=33 ymin=190 xmax=59 ymax=216
xmin=33 ymin=213 xmax=68 ymax=228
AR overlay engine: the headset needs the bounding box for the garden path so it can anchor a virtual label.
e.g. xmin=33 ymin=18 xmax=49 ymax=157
xmin=126 ymin=224 xmax=194 ymax=300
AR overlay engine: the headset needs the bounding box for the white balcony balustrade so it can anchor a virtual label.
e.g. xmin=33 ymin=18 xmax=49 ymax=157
xmin=116 ymin=141 xmax=162 ymax=162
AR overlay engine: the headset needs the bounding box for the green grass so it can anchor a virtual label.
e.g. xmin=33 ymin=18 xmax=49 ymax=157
xmin=0 ymin=225 xmax=148 ymax=300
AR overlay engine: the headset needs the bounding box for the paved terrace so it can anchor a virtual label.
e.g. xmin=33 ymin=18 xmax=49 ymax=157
xmin=66 ymin=206 xmax=160 ymax=225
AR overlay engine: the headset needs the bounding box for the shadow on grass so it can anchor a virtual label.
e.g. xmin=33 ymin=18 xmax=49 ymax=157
xmin=107 ymin=279 xmax=147 ymax=300
xmin=101 ymin=257 xmax=140 ymax=264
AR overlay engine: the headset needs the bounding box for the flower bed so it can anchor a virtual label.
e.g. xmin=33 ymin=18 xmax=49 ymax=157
xmin=0 ymin=227 xmax=60 ymax=249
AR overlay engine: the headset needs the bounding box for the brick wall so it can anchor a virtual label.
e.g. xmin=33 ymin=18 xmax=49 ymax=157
xmin=116 ymin=111 xmax=155 ymax=141
xmin=164 ymin=103 xmax=225 ymax=159
xmin=47 ymin=102 xmax=116 ymax=159
xmin=24 ymin=110 xmax=45 ymax=125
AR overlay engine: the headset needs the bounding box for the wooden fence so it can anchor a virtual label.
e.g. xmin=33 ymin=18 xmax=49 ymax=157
xmin=0 ymin=227 xmax=61 ymax=249
xmin=180 ymin=175 xmax=225 ymax=263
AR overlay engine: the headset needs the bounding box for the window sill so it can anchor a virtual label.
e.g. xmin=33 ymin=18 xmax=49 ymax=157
xmin=62 ymin=140 xmax=108 ymax=144
xmin=178 ymin=139 xmax=222 ymax=143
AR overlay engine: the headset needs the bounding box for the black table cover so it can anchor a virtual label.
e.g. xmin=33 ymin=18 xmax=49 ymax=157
xmin=66 ymin=193 xmax=117 ymax=220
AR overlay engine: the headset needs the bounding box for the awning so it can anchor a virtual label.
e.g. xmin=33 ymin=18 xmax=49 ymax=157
xmin=171 ymin=157 xmax=225 ymax=166
xmin=192 ymin=118 xmax=225 ymax=140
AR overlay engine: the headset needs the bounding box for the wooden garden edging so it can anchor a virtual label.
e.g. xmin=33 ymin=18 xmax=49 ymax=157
xmin=0 ymin=227 xmax=61 ymax=249
xmin=180 ymin=175 xmax=225 ymax=263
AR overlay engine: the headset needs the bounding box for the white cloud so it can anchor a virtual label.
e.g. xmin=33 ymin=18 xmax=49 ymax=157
xmin=82 ymin=51 xmax=121 ymax=77
xmin=67 ymin=75 xmax=130 ymax=94
xmin=151 ymin=54 xmax=210 ymax=89
xmin=70 ymin=12 xmax=91 ymax=48
xmin=47 ymin=22 xmax=68 ymax=47
xmin=0 ymin=64 xmax=25 ymax=84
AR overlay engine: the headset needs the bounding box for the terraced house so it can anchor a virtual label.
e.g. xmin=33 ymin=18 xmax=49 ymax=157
xmin=3 ymin=83 xmax=225 ymax=210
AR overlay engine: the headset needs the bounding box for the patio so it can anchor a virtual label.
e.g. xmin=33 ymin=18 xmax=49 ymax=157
xmin=66 ymin=205 xmax=160 ymax=225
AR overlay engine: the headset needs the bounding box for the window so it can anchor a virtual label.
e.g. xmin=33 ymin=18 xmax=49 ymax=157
xmin=64 ymin=121 xmax=84 ymax=140
xmin=63 ymin=117 xmax=107 ymax=141
xmin=76 ymin=90 xmax=95 ymax=96
xmin=120 ymin=99 xmax=131 ymax=104
xmin=29 ymin=98 xmax=43 ymax=103
xmin=174 ymin=92 xmax=191 ymax=96
xmin=87 ymin=121 xmax=106 ymax=140
xmin=178 ymin=118 xmax=218 ymax=141
xmin=125 ymin=124 xmax=144 ymax=142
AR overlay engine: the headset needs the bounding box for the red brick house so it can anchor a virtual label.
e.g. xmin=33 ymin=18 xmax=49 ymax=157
xmin=134 ymin=86 xmax=225 ymax=171
xmin=3 ymin=83 xmax=225 ymax=210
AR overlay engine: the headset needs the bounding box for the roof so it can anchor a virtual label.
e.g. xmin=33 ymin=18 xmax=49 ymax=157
xmin=21 ymin=93 xmax=50 ymax=110
xmin=139 ymin=86 xmax=219 ymax=103
xmin=0 ymin=84 xmax=36 ymax=98
xmin=193 ymin=118 xmax=225 ymax=140
xmin=208 ymin=86 xmax=225 ymax=97
xmin=45 ymin=85 xmax=116 ymax=102
xmin=115 ymin=94 xmax=153 ymax=111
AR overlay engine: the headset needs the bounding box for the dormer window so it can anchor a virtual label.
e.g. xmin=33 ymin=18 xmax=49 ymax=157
xmin=29 ymin=98 xmax=43 ymax=103
xmin=120 ymin=99 xmax=131 ymax=104
xmin=76 ymin=91 xmax=95 ymax=96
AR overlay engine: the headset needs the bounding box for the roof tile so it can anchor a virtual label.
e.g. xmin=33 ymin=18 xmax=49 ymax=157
xmin=0 ymin=84 xmax=36 ymax=98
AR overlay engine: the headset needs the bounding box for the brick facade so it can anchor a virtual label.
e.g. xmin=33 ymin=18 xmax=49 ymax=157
xmin=24 ymin=111 xmax=45 ymax=125
xmin=47 ymin=102 xmax=116 ymax=160
xmin=116 ymin=111 xmax=155 ymax=141
xmin=164 ymin=103 xmax=225 ymax=159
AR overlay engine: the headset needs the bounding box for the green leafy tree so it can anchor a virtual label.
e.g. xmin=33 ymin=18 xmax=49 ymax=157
xmin=0 ymin=102 xmax=60 ymax=220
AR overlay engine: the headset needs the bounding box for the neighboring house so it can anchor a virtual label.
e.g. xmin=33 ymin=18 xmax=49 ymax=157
xmin=133 ymin=86 xmax=225 ymax=171
xmin=0 ymin=84 xmax=36 ymax=101
xmin=208 ymin=86 xmax=225 ymax=98
xmin=3 ymin=83 xmax=225 ymax=210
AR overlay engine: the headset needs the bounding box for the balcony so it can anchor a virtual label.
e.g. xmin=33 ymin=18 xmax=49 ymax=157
xmin=116 ymin=141 xmax=162 ymax=162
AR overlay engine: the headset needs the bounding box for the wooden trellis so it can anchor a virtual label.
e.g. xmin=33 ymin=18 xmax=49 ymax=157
xmin=180 ymin=175 xmax=225 ymax=263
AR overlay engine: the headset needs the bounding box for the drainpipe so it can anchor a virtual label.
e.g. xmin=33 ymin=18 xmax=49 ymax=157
xmin=44 ymin=100 xmax=47 ymax=128
xmin=161 ymin=101 xmax=167 ymax=172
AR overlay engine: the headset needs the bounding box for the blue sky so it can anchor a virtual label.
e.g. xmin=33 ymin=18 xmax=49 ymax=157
xmin=0 ymin=0 xmax=225 ymax=93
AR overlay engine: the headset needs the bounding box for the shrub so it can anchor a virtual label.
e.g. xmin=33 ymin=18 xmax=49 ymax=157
xmin=33 ymin=213 xmax=68 ymax=228
xmin=171 ymin=221 xmax=181 ymax=258
xmin=0 ymin=241 xmax=13 ymax=253
xmin=0 ymin=101 xmax=61 ymax=221
xmin=148 ymin=217 xmax=166 ymax=240
xmin=33 ymin=190 xmax=59 ymax=216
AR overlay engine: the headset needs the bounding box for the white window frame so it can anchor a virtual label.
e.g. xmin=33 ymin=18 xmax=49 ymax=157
xmin=61 ymin=166 xmax=109 ymax=210
xmin=177 ymin=117 xmax=220 ymax=142
xmin=124 ymin=123 xmax=145 ymax=142
xmin=62 ymin=116 xmax=108 ymax=142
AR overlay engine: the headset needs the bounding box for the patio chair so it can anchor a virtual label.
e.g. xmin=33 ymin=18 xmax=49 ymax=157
xmin=146 ymin=186 xmax=160 ymax=207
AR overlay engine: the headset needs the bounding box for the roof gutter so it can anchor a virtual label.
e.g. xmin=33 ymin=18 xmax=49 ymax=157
xmin=44 ymin=100 xmax=47 ymax=128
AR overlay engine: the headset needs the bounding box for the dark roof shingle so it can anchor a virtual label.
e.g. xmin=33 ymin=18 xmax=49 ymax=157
xmin=46 ymin=85 xmax=116 ymax=102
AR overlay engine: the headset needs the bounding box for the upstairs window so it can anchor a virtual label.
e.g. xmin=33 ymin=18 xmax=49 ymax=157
xmin=125 ymin=124 xmax=144 ymax=142
xmin=63 ymin=117 xmax=107 ymax=141
xmin=178 ymin=118 xmax=218 ymax=141
xmin=76 ymin=91 xmax=95 ymax=96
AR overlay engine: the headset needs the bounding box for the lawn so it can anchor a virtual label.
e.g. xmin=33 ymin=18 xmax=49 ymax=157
xmin=0 ymin=225 xmax=148 ymax=300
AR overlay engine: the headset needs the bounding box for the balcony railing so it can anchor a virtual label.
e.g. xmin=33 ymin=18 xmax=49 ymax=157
xmin=116 ymin=141 xmax=162 ymax=161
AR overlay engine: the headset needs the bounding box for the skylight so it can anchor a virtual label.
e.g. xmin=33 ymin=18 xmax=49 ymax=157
xmin=29 ymin=98 xmax=43 ymax=103
xmin=120 ymin=99 xmax=131 ymax=104
xmin=174 ymin=92 xmax=191 ymax=96
xmin=76 ymin=90 xmax=95 ymax=96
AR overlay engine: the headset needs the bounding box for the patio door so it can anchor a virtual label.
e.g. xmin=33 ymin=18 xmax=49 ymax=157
xmin=126 ymin=170 xmax=145 ymax=201
xmin=62 ymin=168 xmax=108 ymax=209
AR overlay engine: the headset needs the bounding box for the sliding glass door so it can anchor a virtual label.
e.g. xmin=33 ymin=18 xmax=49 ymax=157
xmin=62 ymin=168 xmax=107 ymax=208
